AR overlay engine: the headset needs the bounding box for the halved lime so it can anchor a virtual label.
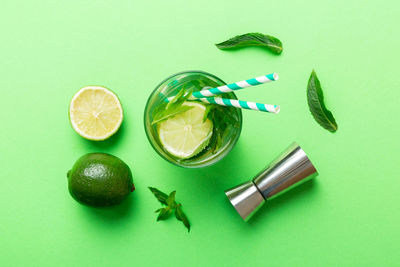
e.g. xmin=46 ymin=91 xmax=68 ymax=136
xmin=158 ymin=102 xmax=213 ymax=159
xmin=69 ymin=86 xmax=123 ymax=141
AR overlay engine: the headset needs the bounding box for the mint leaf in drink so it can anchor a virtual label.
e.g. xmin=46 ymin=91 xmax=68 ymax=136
xmin=166 ymin=86 xmax=186 ymax=110
xmin=203 ymin=103 xmax=240 ymax=154
xmin=148 ymin=187 xmax=168 ymax=205
xmin=216 ymin=33 xmax=283 ymax=54
xmin=149 ymin=187 xmax=191 ymax=232
xmin=202 ymin=104 xmax=214 ymax=123
xmin=307 ymin=70 xmax=338 ymax=132
xmin=166 ymin=85 xmax=193 ymax=110
xmin=151 ymin=88 xmax=194 ymax=125
xmin=152 ymin=105 xmax=194 ymax=125
xmin=175 ymin=204 xmax=190 ymax=232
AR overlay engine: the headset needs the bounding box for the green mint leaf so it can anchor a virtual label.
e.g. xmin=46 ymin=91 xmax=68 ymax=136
xmin=148 ymin=187 xmax=169 ymax=205
xmin=157 ymin=207 xmax=171 ymax=221
xmin=203 ymin=103 xmax=240 ymax=154
xmin=151 ymin=102 xmax=168 ymax=121
xmin=151 ymin=88 xmax=194 ymax=125
xmin=166 ymin=87 xmax=187 ymax=110
xmin=215 ymin=33 xmax=283 ymax=54
xmin=173 ymin=87 xmax=194 ymax=107
xmin=166 ymin=86 xmax=193 ymax=110
xmin=307 ymin=70 xmax=338 ymax=132
xmin=202 ymin=104 xmax=214 ymax=123
xmin=181 ymin=87 xmax=194 ymax=101
xmin=167 ymin=191 xmax=176 ymax=208
xmin=151 ymin=105 xmax=194 ymax=125
xmin=216 ymin=130 xmax=227 ymax=152
xmin=175 ymin=204 xmax=190 ymax=232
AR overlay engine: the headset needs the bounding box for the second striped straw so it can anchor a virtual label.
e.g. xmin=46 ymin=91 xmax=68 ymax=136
xmin=197 ymin=97 xmax=280 ymax=114
xmin=192 ymin=72 xmax=278 ymax=98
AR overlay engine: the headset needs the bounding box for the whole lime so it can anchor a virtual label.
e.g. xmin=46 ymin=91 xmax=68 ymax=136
xmin=67 ymin=153 xmax=135 ymax=207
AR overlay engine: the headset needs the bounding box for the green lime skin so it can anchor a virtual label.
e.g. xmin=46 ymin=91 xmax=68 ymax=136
xmin=67 ymin=153 xmax=135 ymax=207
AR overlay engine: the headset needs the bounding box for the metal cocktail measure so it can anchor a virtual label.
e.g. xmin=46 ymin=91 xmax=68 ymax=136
xmin=225 ymin=142 xmax=318 ymax=221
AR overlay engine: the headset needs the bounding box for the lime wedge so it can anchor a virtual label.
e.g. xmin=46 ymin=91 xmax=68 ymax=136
xmin=158 ymin=102 xmax=213 ymax=159
xmin=69 ymin=86 xmax=123 ymax=141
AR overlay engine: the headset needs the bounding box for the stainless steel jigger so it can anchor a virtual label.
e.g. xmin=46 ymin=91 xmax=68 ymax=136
xmin=225 ymin=142 xmax=318 ymax=221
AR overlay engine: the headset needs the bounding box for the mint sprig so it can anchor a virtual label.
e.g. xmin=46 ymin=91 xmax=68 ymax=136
xmin=148 ymin=187 xmax=191 ymax=232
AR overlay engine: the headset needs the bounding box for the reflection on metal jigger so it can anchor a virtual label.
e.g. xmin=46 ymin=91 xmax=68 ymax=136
xmin=225 ymin=142 xmax=318 ymax=221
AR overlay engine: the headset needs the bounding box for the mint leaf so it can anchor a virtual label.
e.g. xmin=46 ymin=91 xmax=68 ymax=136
xmin=151 ymin=102 xmax=168 ymax=123
xmin=216 ymin=33 xmax=283 ymax=54
xmin=151 ymin=105 xmax=194 ymax=125
xmin=151 ymin=88 xmax=194 ymax=125
xmin=174 ymin=87 xmax=194 ymax=106
xmin=157 ymin=207 xmax=171 ymax=221
xmin=148 ymin=187 xmax=168 ymax=205
xmin=175 ymin=204 xmax=190 ymax=232
xmin=202 ymin=104 xmax=214 ymax=123
xmin=307 ymin=70 xmax=338 ymax=132
xmin=166 ymin=86 xmax=187 ymax=110
xmin=167 ymin=191 xmax=176 ymax=209
xmin=203 ymin=104 xmax=240 ymax=154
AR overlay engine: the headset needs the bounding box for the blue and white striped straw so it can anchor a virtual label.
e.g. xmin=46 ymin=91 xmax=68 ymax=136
xmin=197 ymin=97 xmax=280 ymax=114
xmin=192 ymin=73 xmax=278 ymax=98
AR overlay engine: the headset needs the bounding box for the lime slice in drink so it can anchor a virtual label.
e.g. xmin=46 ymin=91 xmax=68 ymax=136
xmin=69 ymin=86 xmax=123 ymax=141
xmin=158 ymin=102 xmax=213 ymax=159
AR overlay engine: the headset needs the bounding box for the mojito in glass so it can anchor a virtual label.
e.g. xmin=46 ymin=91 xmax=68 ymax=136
xmin=144 ymin=71 xmax=242 ymax=168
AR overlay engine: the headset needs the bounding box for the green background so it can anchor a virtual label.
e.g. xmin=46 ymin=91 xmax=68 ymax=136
xmin=1 ymin=0 xmax=399 ymax=266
